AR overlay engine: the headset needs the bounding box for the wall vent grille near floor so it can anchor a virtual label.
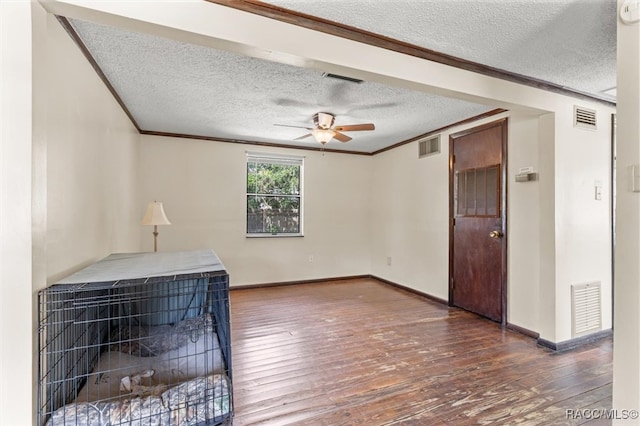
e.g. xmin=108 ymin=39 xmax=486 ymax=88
xmin=571 ymin=281 xmax=602 ymax=338
xmin=419 ymin=135 xmax=440 ymax=158
xmin=574 ymin=106 xmax=597 ymax=130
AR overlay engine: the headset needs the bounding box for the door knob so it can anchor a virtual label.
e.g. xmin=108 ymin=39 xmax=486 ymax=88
xmin=489 ymin=230 xmax=503 ymax=239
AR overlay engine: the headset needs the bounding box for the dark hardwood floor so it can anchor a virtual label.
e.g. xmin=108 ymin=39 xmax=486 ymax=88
xmin=230 ymin=278 xmax=612 ymax=425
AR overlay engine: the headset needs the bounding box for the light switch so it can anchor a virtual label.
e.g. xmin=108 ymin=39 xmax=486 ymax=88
xmin=594 ymin=180 xmax=603 ymax=201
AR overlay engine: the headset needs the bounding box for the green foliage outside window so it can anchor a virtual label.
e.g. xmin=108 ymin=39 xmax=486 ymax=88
xmin=247 ymin=161 xmax=301 ymax=234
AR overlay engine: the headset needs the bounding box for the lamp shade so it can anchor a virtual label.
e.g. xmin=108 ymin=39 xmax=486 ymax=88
xmin=312 ymin=128 xmax=335 ymax=145
xmin=141 ymin=201 xmax=171 ymax=226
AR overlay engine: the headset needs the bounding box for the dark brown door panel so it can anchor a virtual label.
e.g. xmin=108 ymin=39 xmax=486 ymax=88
xmin=450 ymin=119 xmax=507 ymax=323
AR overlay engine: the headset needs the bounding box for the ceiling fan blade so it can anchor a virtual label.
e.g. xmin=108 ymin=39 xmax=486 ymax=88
xmin=272 ymin=97 xmax=315 ymax=108
xmin=347 ymin=102 xmax=399 ymax=113
xmin=274 ymin=124 xmax=313 ymax=130
xmin=333 ymin=131 xmax=352 ymax=143
xmin=294 ymin=133 xmax=312 ymax=141
xmin=333 ymin=123 xmax=375 ymax=132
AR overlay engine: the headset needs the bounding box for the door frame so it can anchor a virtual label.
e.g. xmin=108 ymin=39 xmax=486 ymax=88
xmin=448 ymin=118 xmax=508 ymax=325
xmin=610 ymin=113 xmax=616 ymax=327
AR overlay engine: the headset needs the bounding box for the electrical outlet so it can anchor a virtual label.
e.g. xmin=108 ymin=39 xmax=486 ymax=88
xmin=308 ymin=255 xmax=314 ymax=262
xmin=387 ymin=256 xmax=392 ymax=266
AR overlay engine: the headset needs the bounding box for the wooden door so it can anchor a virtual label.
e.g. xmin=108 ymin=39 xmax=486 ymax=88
xmin=449 ymin=119 xmax=507 ymax=323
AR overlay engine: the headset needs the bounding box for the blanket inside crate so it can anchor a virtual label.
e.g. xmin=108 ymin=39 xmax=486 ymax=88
xmin=46 ymin=373 xmax=230 ymax=426
xmin=46 ymin=314 xmax=231 ymax=425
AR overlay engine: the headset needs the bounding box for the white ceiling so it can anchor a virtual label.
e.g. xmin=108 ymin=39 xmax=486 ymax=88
xmin=65 ymin=0 xmax=616 ymax=154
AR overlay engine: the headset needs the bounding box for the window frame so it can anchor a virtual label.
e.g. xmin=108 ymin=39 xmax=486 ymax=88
xmin=246 ymin=152 xmax=304 ymax=238
xmin=454 ymin=164 xmax=501 ymax=218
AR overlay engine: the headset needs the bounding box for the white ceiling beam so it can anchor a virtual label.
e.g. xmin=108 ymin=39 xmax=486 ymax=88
xmin=37 ymin=0 xmax=576 ymax=114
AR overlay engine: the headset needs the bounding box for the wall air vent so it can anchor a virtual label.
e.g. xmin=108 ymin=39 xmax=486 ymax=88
xmin=419 ymin=135 xmax=441 ymax=158
xmin=321 ymin=72 xmax=363 ymax=84
xmin=571 ymin=281 xmax=602 ymax=338
xmin=574 ymin=106 xmax=597 ymax=130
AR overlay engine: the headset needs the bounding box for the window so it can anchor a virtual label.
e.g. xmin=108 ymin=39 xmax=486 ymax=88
xmin=246 ymin=152 xmax=303 ymax=236
xmin=455 ymin=165 xmax=500 ymax=217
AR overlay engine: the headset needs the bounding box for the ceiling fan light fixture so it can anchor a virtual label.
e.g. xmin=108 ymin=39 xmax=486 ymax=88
xmin=276 ymin=111 xmax=374 ymax=145
xmin=312 ymin=128 xmax=335 ymax=144
xmin=314 ymin=112 xmax=335 ymax=129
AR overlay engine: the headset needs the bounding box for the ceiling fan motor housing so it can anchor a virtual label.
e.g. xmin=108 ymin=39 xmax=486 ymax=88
xmin=314 ymin=112 xmax=335 ymax=129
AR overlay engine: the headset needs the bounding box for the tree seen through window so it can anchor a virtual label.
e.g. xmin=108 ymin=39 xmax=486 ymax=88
xmin=246 ymin=155 xmax=302 ymax=235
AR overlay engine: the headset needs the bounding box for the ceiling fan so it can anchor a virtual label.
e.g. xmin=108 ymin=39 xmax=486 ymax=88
xmin=275 ymin=112 xmax=375 ymax=145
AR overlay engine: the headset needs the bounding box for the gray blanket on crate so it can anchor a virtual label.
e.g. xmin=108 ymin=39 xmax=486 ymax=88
xmin=46 ymin=374 xmax=230 ymax=426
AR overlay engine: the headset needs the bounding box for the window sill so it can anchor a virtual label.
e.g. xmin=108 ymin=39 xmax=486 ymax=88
xmin=246 ymin=233 xmax=304 ymax=238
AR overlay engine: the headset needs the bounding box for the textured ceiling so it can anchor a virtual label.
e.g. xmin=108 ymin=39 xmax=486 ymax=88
xmin=70 ymin=18 xmax=494 ymax=153
xmin=266 ymin=0 xmax=617 ymax=99
xmin=66 ymin=0 xmax=616 ymax=154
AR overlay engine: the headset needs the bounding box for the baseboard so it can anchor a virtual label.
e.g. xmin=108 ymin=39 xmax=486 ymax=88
xmin=230 ymin=274 xmax=449 ymax=307
xmin=506 ymin=322 xmax=540 ymax=339
xmin=370 ymin=275 xmax=449 ymax=305
xmin=537 ymin=329 xmax=613 ymax=352
xmin=230 ymin=275 xmax=370 ymax=290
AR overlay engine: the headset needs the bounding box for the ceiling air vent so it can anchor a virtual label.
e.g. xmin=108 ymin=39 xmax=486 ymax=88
xmin=321 ymin=72 xmax=363 ymax=84
xmin=574 ymin=106 xmax=597 ymax=130
xmin=419 ymin=135 xmax=441 ymax=158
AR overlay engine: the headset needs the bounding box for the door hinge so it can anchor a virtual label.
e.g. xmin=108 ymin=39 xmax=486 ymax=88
xmin=452 ymin=155 xmax=456 ymax=164
xmin=452 ymin=218 xmax=456 ymax=226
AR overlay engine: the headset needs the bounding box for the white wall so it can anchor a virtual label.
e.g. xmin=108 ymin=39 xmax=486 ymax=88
xmin=536 ymin=113 xmax=558 ymax=341
xmin=369 ymin=106 xmax=614 ymax=342
xmin=1 ymin=1 xmax=34 ymax=422
xmin=369 ymin=125 xmax=452 ymax=301
xmin=370 ymin=111 xmax=537 ymax=305
xmin=1 ymin=3 xmax=143 ymax=421
xmin=34 ymin=9 xmax=142 ymax=284
xmin=552 ymin=104 xmax=614 ymax=342
xmin=506 ymin=113 xmax=543 ymax=332
xmin=138 ymin=135 xmax=372 ymax=285
xmin=613 ymin=0 xmax=640 ymax=416
xmin=509 ymin=104 xmax=614 ymax=342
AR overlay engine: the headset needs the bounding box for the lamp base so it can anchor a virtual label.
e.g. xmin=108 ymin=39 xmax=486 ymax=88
xmin=152 ymin=225 xmax=158 ymax=252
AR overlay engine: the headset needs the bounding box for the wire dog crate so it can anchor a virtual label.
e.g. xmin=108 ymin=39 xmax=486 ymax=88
xmin=38 ymin=250 xmax=233 ymax=426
